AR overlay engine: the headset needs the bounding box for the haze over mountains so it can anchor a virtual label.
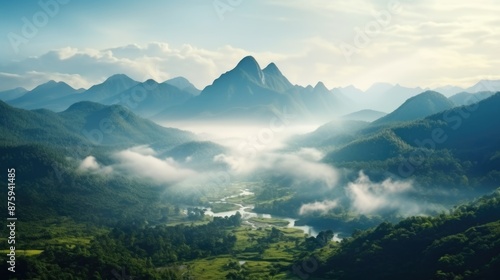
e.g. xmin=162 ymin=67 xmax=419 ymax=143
xmin=3 ymin=56 xmax=500 ymax=124
xmin=2 ymin=55 xmax=500 ymax=279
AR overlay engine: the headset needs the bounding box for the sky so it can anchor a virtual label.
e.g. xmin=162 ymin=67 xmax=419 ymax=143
xmin=1 ymin=0 xmax=499 ymax=91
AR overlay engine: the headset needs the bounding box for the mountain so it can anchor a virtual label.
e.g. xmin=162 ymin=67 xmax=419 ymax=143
xmin=298 ymin=82 xmax=351 ymax=117
xmin=59 ymin=101 xmax=195 ymax=147
xmin=372 ymin=91 xmax=454 ymax=126
xmin=80 ymin=74 xmax=139 ymax=103
xmin=0 ymin=87 xmax=28 ymax=101
xmin=342 ymin=109 xmax=387 ymax=122
xmin=433 ymin=85 xmax=465 ymax=96
xmin=325 ymin=129 xmax=413 ymax=162
xmin=102 ymin=79 xmax=194 ymax=118
xmin=0 ymin=100 xmax=86 ymax=146
xmin=305 ymin=189 xmax=500 ymax=279
xmin=323 ymin=93 xmax=500 ymax=188
xmin=160 ymin=141 xmax=228 ymax=170
xmin=7 ymin=81 xmax=80 ymax=111
xmin=465 ymin=79 xmax=500 ymax=93
xmin=365 ymin=82 xmax=395 ymax=96
xmin=261 ymin=62 xmax=294 ymax=92
xmin=449 ymin=91 xmax=495 ymax=106
xmin=423 ymin=93 xmax=500 ymax=154
xmin=331 ymin=85 xmax=364 ymax=99
xmin=375 ymin=84 xmax=427 ymax=112
xmin=290 ymin=119 xmax=368 ymax=149
xmin=154 ymin=56 xmax=295 ymax=121
xmin=0 ymin=100 xmax=195 ymax=148
xmin=353 ymin=83 xmax=426 ymax=112
xmin=30 ymin=75 xmax=194 ymax=116
xmin=53 ymin=74 xmax=139 ymax=110
xmin=155 ymin=56 xmax=351 ymax=122
xmin=164 ymin=76 xmax=201 ymax=96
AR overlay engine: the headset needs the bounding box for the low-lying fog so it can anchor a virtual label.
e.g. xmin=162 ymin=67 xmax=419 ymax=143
xmin=78 ymin=120 xmax=452 ymax=220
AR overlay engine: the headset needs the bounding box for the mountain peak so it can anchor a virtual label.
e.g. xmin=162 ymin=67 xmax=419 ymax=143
xmin=413 ymin=90 xmax=443 ymax=99
xmin=105 ymin=74 xmax=132 ymax=82
xmin=235 ymin=56 xmax=261 ymax=72
xmin=165 ymin=76 xmax=190 ymax=85
xmin=144 ymin=78 xmax=159 ymax=85
xmin=467 ymin=79 xmax=500 ymax=93
xmin=372 ymin=90 xmax=454 ymax=125
xmin=314 ymin=81 xmax=329 ymax=92
xmin=263 ymin=62 xmax=281 ymax=75
xmin=234 ymin=56 xmax=264 ymax=83
xmin=236 ymin=55 xmax=259 ymax=66
xmin=62 ymin=101 xmax=107 ymax=114
xmin=34 ymin=80 xmax=73 ymax=91
xmin=165 ymin=76 xmax=196 ymax=89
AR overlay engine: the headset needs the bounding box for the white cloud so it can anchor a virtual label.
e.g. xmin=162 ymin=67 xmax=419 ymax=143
xmin=112 ymin=149 xmax=196 ymax=185
xmin=0 ymin=43 xmax=286 ymax=91
xmin=78 ymin=156 xmax=100 ymax=171
xmin=214 ymin=148 xmax=338 ymax=189
xmin=78 ymin=156 xmax=113 ymax=174
xmin=299 ymin=200 xmax=339 ymax=215
xmin=128 ymin=145 xmax=157 ymax=156
xmin=345 ymin=171 xmax=421 ymax=216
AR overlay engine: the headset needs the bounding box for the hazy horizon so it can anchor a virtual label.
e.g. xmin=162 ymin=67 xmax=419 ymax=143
xmin=2 ymin=0 xmax=500 ymax=92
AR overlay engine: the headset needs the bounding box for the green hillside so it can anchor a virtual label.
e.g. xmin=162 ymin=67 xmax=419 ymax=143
xmin=301 ymin=189 xmax=500 ymax=279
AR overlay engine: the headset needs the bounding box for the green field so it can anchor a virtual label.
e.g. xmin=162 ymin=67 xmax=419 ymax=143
xmin=210 ymin=202 xmax=241 ymax=213
xmin=181 ymin=225 xmax=324 ymax=279
xmin=0 ymin=250 xmax=43 ymax=256
xmin=249 ymin=217 xmax=291 ymax=227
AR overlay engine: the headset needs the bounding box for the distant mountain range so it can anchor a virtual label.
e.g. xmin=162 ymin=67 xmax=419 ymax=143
xmin=7 ymin=81 xmax=83 ymax=111
xmin=449 ymin=91 xmax=495 ymax=106
xmin=3 ymin=56 xmax=500 ymax=123
xmin=0 ymin=87 xmax=28 ymax=101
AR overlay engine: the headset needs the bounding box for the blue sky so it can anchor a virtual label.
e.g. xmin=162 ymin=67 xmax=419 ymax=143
xmin=1 ymin=0 xmax=499 ymax=91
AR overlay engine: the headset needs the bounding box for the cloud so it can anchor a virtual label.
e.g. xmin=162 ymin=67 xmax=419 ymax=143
xmin=75 ymin=146 xmax=231 ymax=197
xmin=299 ymin=200 xmax=339 ymax=215
xmin=128 ymin=145 xmax=157 ymax=156
xmin=0 ymin=43 xmax=287 ymax=91
xmin=0 ymin=71 xmax=89 ymax=91
xmin=345 ymin=171 xmax=422 ymax=216
xmin=214 ymin=147 xmax=338 ymax=189
xmin=78 ymin=156 xmax=113 ymax=174
xmin=3 ymin=0 xmax=500 ymax=91
xmin=112 ymin=148 xmax=196 ymax=184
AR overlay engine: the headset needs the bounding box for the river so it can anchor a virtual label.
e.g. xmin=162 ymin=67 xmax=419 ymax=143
xmin=199 ymin=188 xmax=341 ymax=242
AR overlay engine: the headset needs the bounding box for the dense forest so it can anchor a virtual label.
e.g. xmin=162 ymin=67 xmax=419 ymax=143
xmin=297 ymin=189 xmax=500 ymax=279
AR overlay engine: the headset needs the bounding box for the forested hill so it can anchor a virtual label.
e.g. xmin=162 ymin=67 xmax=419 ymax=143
xmin=302 ymin=188 xmax=500 ymax=279
xmin=0 ymin=100 xmax=195 ymax=148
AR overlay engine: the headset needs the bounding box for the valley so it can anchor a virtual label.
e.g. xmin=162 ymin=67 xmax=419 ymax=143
xmin=1 ymin=57 xmax=499 ymax=280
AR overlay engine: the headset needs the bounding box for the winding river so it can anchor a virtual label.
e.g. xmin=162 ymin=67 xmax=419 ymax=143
xmin=199 ymin=189 xmax=341 ymax=241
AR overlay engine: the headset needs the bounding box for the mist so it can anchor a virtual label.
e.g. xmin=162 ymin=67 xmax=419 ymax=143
xmin=77 ymin=121 xmax=448 ymax=220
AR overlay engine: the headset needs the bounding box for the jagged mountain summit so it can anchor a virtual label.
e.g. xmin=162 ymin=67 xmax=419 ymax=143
xmin=154 ymin=56 xmax=351 ymax=123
